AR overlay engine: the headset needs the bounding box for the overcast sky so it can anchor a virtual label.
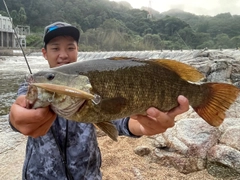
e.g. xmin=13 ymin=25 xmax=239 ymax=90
xmin=111 ymin=0 xmax=240 ymax=16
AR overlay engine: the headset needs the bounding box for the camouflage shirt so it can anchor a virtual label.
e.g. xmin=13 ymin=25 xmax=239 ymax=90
xmin=14 ymin=83 xmax=139 ymax=180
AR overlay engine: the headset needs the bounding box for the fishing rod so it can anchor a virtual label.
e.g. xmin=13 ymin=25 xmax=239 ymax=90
xmin=3 ymin=0 xmax=32 ymax=74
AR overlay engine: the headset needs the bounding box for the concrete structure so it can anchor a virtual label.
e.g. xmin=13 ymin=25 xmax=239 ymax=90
xmin=15 ymin=25 xmax=30 ymax=48
xmin=0 ymin=14 xmax=15 ymax=48
xmin=0 ymin=14 xmax=30 ymax=48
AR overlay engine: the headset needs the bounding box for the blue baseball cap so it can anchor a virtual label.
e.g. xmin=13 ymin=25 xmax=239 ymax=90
xmin=43 ymin=21 xmax=80 ymax=46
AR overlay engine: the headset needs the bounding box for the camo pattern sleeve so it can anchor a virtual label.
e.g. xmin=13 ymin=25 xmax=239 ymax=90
xmin=113 ymin=117 xmax=142 ymax=138
xmin=8 ymin=82 xmax=29 ymax=132
xmin=17 ymin=82 xmax=28 ymax=95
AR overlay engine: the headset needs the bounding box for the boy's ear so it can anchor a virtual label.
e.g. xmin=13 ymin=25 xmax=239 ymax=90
xmin=42 ymin=48 xmax=47 ymax=60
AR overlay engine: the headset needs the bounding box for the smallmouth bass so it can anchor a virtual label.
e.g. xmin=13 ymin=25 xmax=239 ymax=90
xmin=26 ymin=58 xmax=240 ymax=141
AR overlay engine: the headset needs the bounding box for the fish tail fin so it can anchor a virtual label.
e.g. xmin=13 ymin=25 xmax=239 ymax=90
xmin=94 ymin=121 xmax=118 ymax=141
xmin=193 ymin=83 xmax=239 ymax=126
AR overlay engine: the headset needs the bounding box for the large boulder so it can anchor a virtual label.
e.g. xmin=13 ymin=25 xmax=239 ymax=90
xmin=152 ymin=118 xmax=220 ymax=173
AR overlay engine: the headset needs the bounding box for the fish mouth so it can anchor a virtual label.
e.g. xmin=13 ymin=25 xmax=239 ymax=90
xmin=51 ymin=96 xmax=87 ymax=118
xmin=77 ymin=99 xmax=87 ymax=112
xmin=31 ymin=83 xmax=95 ymax=100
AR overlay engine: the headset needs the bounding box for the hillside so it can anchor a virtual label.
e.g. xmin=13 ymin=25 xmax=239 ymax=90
xmin=1 ymin=0 xmax=240 ymax=51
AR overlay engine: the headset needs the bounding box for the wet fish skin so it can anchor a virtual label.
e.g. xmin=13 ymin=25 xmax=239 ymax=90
xmin=26 ymin=73 xmax=91 ymax=118
xmin=26 ymin=58 xmax=240 ymax=141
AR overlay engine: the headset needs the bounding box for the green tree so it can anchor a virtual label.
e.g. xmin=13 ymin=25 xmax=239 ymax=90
xmin=193 ymin=32 xmax=212 ymax=49
xmin=197 ymin=21 xmax=209 ymax=33
xmin=18 ymin=7 xmax=27 ymax=25
xmin=0 ymin=10 xmax=8 ymax=16
xmin=196 ymin=40 xmax=214 ymax=49
xmin=214 ymin=33 xmax=233 ymax=49
xmin=10 ymin=10 xmax=19 ymax=24
xmin=231 ymin=35 xmax=240 ymax=48
xmin=177 ymin=27 xmax=195 ymax=49
xmin=163 ymin=16 xmax=190 ymax=36
xmin=143 ymin=34 xmax=162 ymax=50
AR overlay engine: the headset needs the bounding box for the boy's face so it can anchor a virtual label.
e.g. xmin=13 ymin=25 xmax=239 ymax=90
xmin=42 ymin=36 xmax=78 ymax=68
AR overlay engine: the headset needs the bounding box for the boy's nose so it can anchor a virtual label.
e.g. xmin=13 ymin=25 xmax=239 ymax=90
xmin=59 ymin=50 xmax=68 ymax=58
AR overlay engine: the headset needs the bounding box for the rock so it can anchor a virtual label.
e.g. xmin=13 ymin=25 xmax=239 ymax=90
xmin=207 ymin=144 xmax=240 ymax=178
xmin=218 ymin=118 xmax=240 ymax=133
xmin=231 ymin=60 xmax=240 ymax=86
xmin=161 ymin=134 xmax=189 ymax=155
xmin=134 ymin=146 xmax=151 ymax=156
xmin=174 ymin=107 xmax=199 ymax=121
xmin=154 ymin=149 xmax=206 ymax=173
xmin=207 ymin=161 xmax=240 ymax=179
xmin=152 ymin=119 xmax=220 ymax=174
xmin=234 ymin=81 xmax=240 ymax=88
xmin=207 ymin=161 xmax=240 ymax=180
xmin=225 ymin=100 xmax=240 ymax=118
xmin=207 ymin=61 xmax=232 ymax=82
xmin=220 ymin=126 xmax=240 ymax=151
xmin=196 ymin=64 xmax=211 ymax=77
xmin=152 ymin=134 xmax=167 ymax=148
xmin=193 ymin=51 xmax=210 ymax=58
xmin=166 ymin=119 xmax=220 ymax=158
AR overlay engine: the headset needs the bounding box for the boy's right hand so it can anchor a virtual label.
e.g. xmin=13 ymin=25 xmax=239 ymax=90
xmin=9 ymin=95 xmax=57 ymax=138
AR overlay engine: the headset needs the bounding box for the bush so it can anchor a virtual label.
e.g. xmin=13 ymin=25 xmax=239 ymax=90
xmin=26 ymin=34 xmax=43 ymax=48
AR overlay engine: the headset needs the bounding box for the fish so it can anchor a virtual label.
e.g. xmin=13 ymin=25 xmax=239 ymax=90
xmin=26 ymin=57 xmax=240 ymax=141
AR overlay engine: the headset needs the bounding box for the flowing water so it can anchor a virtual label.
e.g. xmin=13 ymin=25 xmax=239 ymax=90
xmin=0 ymin=56 xmax=49 ymax=116
xmin=0 ymin=55 xmax=49 ymax=178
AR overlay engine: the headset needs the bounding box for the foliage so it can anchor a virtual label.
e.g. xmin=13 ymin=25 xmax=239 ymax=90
xmin=0 ymin=0 xmax=240 ymax=50
xmin=26 ymin=34 xmax=42 ymax=47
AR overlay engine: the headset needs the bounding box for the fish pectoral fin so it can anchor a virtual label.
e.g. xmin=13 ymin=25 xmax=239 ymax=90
xmin=100 ymin=97 xmax=127 ymax=114
xmin=151 ymin=59 xmax=205 ymax=82
xmin=94 ymin=122 xmax=118 ymax=141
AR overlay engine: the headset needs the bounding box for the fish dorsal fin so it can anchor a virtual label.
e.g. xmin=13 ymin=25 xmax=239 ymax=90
xmin=94 ymin=121 xmax=118 ymax=141
xmin=151 ymin=59 xmax=205 ymax=82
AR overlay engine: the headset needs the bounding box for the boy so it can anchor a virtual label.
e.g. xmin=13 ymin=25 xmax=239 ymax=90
xmin=9 ymin=22 xmax=189 ymax=179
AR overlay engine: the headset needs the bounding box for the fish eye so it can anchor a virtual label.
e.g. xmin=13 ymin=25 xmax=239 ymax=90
xmin=46 ymin=73 xmax=55 ymax=81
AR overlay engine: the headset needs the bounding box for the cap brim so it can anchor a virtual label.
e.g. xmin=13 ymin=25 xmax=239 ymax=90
xmin=44 ymin=26 xmax=80 ymax=45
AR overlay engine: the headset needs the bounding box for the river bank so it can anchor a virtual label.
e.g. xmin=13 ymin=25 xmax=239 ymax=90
xmin=0 ymin=48 xmax=40 ymax=56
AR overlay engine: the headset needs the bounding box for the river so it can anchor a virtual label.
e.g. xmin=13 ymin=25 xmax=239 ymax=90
xmin=0 ymin=55 xmax=49 ymax=179
xmin=0 ymin=56 xmax=49 ymax=116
